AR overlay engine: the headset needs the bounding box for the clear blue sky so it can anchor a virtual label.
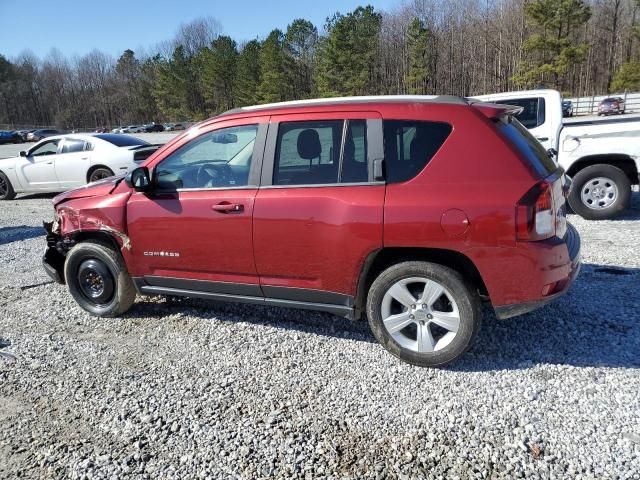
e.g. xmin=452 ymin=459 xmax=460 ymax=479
xmin=0 ymin=0 xmax=398 ymax=60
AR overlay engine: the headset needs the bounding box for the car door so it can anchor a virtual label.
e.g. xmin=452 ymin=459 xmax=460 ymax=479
xmin=252 ymin=112 xmax=385 ymax=308
xmin=55 ymin=138 xmax=91 ymax=189
xmin=16 ymin=139 xmax=61 ymax=190
xmin=125 ymin=118 xmax=268 ymax=296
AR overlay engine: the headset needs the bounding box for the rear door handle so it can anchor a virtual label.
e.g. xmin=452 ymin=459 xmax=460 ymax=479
xmin=536 ymin=137 xmax=549 ymax=142
xmin=212 ymin=202 xmax=244 ymax=213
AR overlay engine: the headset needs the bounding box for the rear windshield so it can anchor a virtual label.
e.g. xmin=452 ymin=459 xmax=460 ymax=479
xmin=498 ymin=118 xmax=557 ymax=178
xmin=94 ymin=134 xmax=149 ymax=147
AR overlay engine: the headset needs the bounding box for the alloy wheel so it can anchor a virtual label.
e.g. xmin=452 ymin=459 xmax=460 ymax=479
xmin=381 ymin=277 xmax=460 ymax=353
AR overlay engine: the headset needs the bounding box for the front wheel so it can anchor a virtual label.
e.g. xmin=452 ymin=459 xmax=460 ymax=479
xmin=366 ymin=261 xmax=482 ymax=367
xmin=64 ymin=240 xmax=136 ymax=317
xmin=568 ymin=164 xmax=630 ymax=220
xmin=0 ymin=171 xmax=16 ymax=200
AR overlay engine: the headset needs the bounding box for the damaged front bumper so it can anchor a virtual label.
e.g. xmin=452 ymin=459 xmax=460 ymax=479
xmin=42 ymin=221 xmax=69 ymax=284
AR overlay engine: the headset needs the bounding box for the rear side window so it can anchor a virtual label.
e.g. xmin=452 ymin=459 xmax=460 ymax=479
xmin=498 ymin=118 xmax=557 ymax=177
xmin=61 ymin=139 xmax=86 ymax=153
xmin=383 ymin=120 xmax=452 ymax=183
xmin=273 ymin=119 xmax=368 ymax=185
xmin=494 ymin=97 xmax=545 ymax=129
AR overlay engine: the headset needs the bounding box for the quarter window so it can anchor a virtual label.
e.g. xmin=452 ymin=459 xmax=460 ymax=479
xmin=155 ymin=124 xmax=258 ymax=190
xmin=383 ymin=120 xmax=452 ymax=183
xmin=273 ymin=119 xmax=368 ymax=186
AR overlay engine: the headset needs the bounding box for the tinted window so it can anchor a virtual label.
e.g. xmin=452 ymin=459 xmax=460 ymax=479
xmin=383 ymin=120 xmax=452 ymax=183
xmin=498 ymin=118 xmax=557 ymax=177
xmin=61 ymin=139 xmax=86 ymax=153
xmin=274 ymin=120 xmax=342 ymax=185
xmin=340 ymin=120 xmax=368 ymax=183
xmin=494 ymin=98 xmax=545 ymax=129
xmin=155 ymin=124 xmax=258 ymax=190
xmin=94 ymin=134 xmax=150 ymax=147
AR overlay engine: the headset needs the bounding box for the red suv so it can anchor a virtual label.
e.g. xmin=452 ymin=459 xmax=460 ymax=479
xmin=43 ymin=96 xmax=581 ymax=367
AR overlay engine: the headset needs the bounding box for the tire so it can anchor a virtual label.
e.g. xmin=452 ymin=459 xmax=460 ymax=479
xmin=88 ymin=167 xmax=114 ymax=183
xmin=0 ymin=171 xmax=16 ymax=200
xmin=568 ymin=164 xmax=631 ymax=220
xmin=366 ymin=261 xmax=482 ymax=368
xmin=64 ymin=240 xmax=136 ymax=317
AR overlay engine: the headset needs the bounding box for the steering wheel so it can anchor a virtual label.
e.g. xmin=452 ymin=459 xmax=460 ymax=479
xmin=195 ymin=163 xmax=235 ymax=188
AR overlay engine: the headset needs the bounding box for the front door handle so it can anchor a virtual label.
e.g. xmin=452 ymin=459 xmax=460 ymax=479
xmin=212 ymin=202 xmax=244 ymax=213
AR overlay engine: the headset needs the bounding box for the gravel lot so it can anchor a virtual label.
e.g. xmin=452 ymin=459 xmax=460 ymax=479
xmin=1 ymin=192 xmax=639 ymax=479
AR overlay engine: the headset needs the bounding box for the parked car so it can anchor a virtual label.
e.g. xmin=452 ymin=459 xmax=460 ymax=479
xmin=144 ymin=123 xmax=164 ymax=132
xmin=41 ymin=95 xmax=580 ymax=368
xmin=164 ymin=123 xmax=185 ymax=131
xmin=28 ymin=129 xmax=64 ymax=141
xmin=474 ymin=89 xmax=640 ymax=220
xmin=111 ymin=126 xmax=125 ymax=134
xmin=562 ymin=100 xmax=573 ymax=117
xmin=0 ymin=134 xmax=159 ymax=200
xmin=121 ymin=125 xmax=145 ymax=133
xmin=598 ymin=97 xmax=625 ymax=116
xmin=95 ymin=127 xmax=109 ymax=133
xmin=0 ymin=130 xmax=23 ymax=144
xmin=17 ymin=129 xmax=36 ymax=142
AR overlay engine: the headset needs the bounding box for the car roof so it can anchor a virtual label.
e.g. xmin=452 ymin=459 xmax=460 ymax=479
xmin=221 ymin=95 xmax=467 ymax=118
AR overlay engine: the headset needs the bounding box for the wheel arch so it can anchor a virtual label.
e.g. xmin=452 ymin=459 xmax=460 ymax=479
xmin=566 ymin=154 xmax=639 ymax=185
xmin=354 ymin=247 xmax=489 ymax=320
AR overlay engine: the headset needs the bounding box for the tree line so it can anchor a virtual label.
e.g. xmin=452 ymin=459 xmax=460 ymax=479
xmin=1 ymin=0 xmax=640 ymax=129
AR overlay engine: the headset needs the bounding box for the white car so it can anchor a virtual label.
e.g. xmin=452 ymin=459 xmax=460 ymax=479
xmin=0 ymin=134 xmax=159 ymax=200
xmin=122 ymin=125 xmax=145 ymax=133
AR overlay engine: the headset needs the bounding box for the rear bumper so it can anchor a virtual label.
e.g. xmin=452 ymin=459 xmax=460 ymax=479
xmin=494 ymin=223 xmax=581 ymax=320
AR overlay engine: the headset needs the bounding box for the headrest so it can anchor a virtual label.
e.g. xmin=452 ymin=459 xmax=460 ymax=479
xmin=297 ymin=129 xmax=321 ymax=160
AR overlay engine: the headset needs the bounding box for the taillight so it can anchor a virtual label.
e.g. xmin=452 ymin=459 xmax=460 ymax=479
xmin=516 ymin=181 xmax=555 ymax=241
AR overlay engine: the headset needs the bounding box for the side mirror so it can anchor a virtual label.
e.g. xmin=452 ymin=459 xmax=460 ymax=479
xmin=125 ymin=166 xmax=151 ymax=191
xmin=19 ymin=151 xmax=27 ymax=157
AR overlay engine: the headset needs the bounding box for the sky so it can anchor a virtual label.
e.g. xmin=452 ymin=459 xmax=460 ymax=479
xmin=0 ymin=0 xmax=399 ymax=60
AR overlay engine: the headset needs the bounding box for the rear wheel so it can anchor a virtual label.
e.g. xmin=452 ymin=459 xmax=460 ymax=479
xmin=64 ymin=240 xmax=136 ymax=317
xmin=0 ymin=172 xmax=16 ymax=200
xmin=88 ymin=167 xmax=114 ymax=183
xmin=366 ymin=261 xmax=481 ymax=367
xmin=568 ymin=164 xmax=630 ymax=220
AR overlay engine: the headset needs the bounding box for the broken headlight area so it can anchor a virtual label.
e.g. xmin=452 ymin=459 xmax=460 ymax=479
xmin=42 ymin=220 xmax=75 ymax=284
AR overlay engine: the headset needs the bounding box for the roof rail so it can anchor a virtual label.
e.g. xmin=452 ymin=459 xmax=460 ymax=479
xmin=221 ymin=95 xmax=469 ymax=116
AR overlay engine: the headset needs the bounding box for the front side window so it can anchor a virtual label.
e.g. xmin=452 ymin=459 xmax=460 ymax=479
xmin=273 ymin=119 xmax=368 ymax=186
xmin=30 ymin=139 xmax=59 ymax=156
xmin=383 ymin=120 xmax=452 ymax=183
xmin=155 ymin=124 xmax=258 ymax=190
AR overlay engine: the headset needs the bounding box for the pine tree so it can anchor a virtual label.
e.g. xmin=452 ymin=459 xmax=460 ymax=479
xmin=200 ymin=35 xmax=238 ymax=114
xmin=406 ymin=18 xmax=432 ymax=95
xmin=316 ymin=6 xmax=381 ymax=97
xmin=513 ymin=0 xmax=591 ymax=90
xmin=234 ymin=40 xmax=261 ymax=107
xmin=258 ymin=29 xmax=289 ymax=104
xmin=611 ymin=61 xmax=640 ymax=91
xmin=285 ymin=19 xmax=318 ymax=98
xmin=153 ymin=46 xmax=204 ymax=120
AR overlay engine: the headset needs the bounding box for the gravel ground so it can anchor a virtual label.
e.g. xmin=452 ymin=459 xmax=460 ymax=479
xmin=0 ymin=193 xmax=639 ymax=479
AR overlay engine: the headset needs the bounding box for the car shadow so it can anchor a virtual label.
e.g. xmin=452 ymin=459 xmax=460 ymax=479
xmin=126 ymin=262 xmax=640 ymax=370
xmin=16 ymin=192 xmax=58 ymax=200
xmin=0 ymin=225 xmax=45 ymax=246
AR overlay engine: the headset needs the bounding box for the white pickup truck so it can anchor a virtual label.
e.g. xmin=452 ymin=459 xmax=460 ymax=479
xmin=475 ymin=89 xmax=640 ymax=220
